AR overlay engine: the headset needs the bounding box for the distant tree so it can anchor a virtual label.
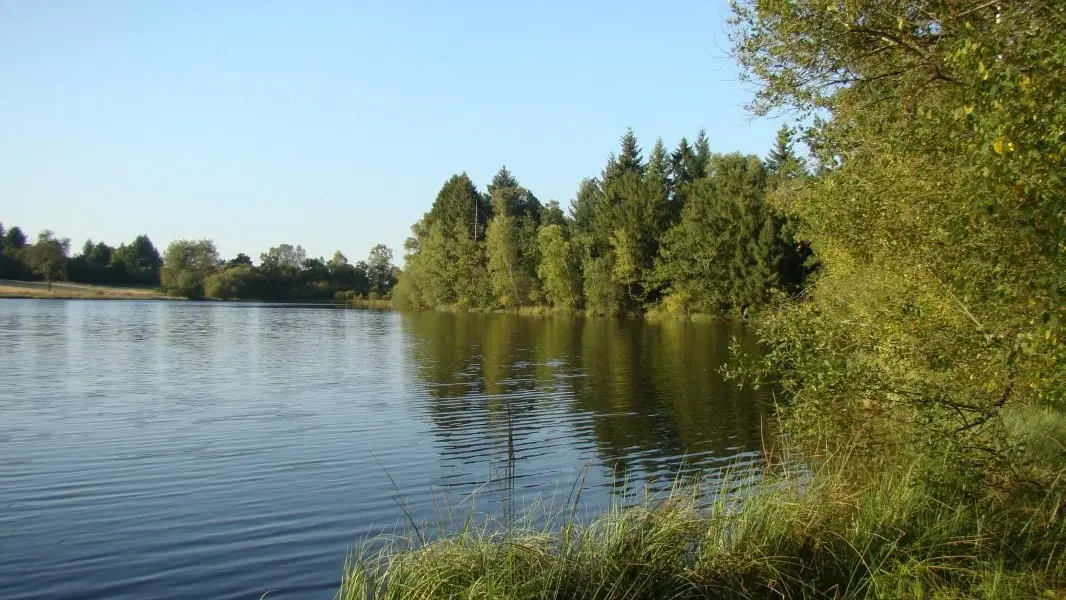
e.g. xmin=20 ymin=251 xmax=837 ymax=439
xmin=647 ymin=138 xmax=670 ymax=190
xmin=537 ymin=224 xmax=581 ymax=310
xmin=328 ymin=251 xmax=370 ymax=296
xmin=68 ymin=239 xmax=124 ymax=284
xmin=351 ymin=260 xmax=372 ymax=297
xmin=0 ymin=223 xmax=5 ymax=277
xmin=485 ymin=167 xmax=542 ymax=306
xmin=763 ymin=125 xmax=814 ymax=293
xmin=615 ymin=128 xmax=644 ymax=179
xmin=226 ymin=253 xmax=254 ymax=268
xmin=204 ymin=264 xmax=266 ymax=300
xmin=540 ymin=201 xmax=567 ymax=228
xmin=328 ymin=251 xmax=348 ymax=268
xmin=367 ymin=244 xmax=396 ymax=297
xmin=654 ymin=153 xmax=780 ymax=314
xmin=486 ymin=213 xmax=528 ymax=307
xmin=694 ymin=127 xmax=712 ymax=178
xmin=765 ymin=125 xmax=806 ymax=180
xmin=161 ymin=239 xmax=219 ymax=299
xmin=426 ymin=173 xmax=492 ymax=242
xmin=258 ymin=244 xmax=307 ymax=299
xmin=109 ymin=235 xmax=162 ymax=285
xmin=260 ymin=244 xmax=306 ymax=272
xmin=24 ymin=231 xmax=71 ymax=290
xmin=4 ymin=226 xmax=27 ymax=250
xmin=568 ymin=178 xmax=603 ymax=236
xmin=582 ymin=255 xmax=623 ymax=316
xmin=301 ymin=257 xmax=332 ymax=297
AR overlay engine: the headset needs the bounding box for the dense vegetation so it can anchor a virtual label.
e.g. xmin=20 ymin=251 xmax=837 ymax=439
xmin=339 ymin=1 xmax=1066 ymax=598
xmin=0 ymin=223 xmax=397 ymax=301
xmin=395 ymin=128 xmax=813 ymax=316
xmin=159 ymin=240 xmax=397 ymax=301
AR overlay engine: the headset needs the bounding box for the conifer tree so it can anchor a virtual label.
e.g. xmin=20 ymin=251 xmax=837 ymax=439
xmin=694 ymin=127 xmax=711 ymax=179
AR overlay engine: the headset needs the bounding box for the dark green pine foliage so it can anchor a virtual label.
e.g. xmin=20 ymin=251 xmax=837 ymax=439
xmin=764 ymin=125 xmax=814 ymax=294
xmin=115 ymin=235 xmax=163 ymax=284
xmin=669 ymin=138 xmax=701 ymax=212
xmin=766 ymin=125 xmax=806 ymax=180
xmin=0 ymin=222 xmax=18 ymax=279
xmin=427 ymin=173 xmax=493 ymax=243
xmin=487 ymin=166 xmax=542 ymax=285
xmin=588 ymin=131 xmax=647 ymax=313
xmin=655 ymin=154 xmax=784 ymax=314
xmin=647 ymin=138 xmax=669 ymax=180
xmin=539 ymin=201 xmax=567 ymax=228
xmin=693 ymin=127 xmax=711 ymax=179
xmin=647 ymin=137 xmax=672 ymax=214
xmin=569 ymin=178 xmax=603 ymax=239
xmin=4 ymin=226 xmax=27 ymax=249
xmin=396 ymin=126 xmax=814 ymax=316
xmin=485 ymin=166 xmax=542 ymax=306
xmin=616 ymin=128 xmax=644 ymax=177
xmin=398 ymin=173 xmax=493 ymax=308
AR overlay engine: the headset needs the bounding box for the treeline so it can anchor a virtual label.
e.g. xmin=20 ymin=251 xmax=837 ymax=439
xmin=0 ymin=225 xmax=155 ymax=288
xmin=395 ymin=127 xmax=813 ymax=316
xmin=159 ymin=240 xmax=397 ymax=301
xmin=0 ymin=222 xmax=397 ymax=301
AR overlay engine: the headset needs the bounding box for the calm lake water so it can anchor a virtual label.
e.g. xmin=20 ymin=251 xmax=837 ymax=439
xmin=0 ymin=300 xmax=770 ymax=599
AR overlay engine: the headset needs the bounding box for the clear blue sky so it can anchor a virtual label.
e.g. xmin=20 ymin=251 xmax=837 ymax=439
xmin=1 ymin=0 xmax=783 ymax=263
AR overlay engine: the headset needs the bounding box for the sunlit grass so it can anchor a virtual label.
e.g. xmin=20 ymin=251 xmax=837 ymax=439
xmin=335 ymin=439 xmax=1066 ymax=600
xmin=0 ymin=280 xmax=171 ymax=300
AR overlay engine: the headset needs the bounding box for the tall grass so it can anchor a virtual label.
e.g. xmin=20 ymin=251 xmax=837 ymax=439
xmin=336 ymin=438 xmax=1066 ymax=600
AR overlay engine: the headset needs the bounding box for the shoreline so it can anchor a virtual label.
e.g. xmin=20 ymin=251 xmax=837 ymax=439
xmin=1 ymin=285 xmax=735 ymax=321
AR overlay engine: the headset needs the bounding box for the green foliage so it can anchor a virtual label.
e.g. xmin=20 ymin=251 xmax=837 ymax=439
xmin=204 ymin=264 xmax=266 ymax=299
xmin=330 ymin=251 xmax=371 ymax=297
xmin=0 ymin=219 xmax=386 ymax=301
xmin=654 ymin=154 xmax=787 ymax=314
xmin=64 ymin=234 xmax=162 ymax=286
xmin=3 ymin=226 xmax=27 ymax=250
xmin=114 ymin=235 xmax=163 ymax=284
xmin=582 ymin=255 xmax=623 ymax=316
xmin=337 ymin=451 xmax=1066 ymax=600
xmin=226 ymin=253 xmax=253 ymax=268
xmin=23 ymin=230 xmax=71 ymax=288
xmin=486 ymin=214 xmax=529 ymax=307
xmin=536 ymin=224 xmax=581 ymax=310
xmin=397 ymin=124 xmax=813 ymax=316
xmin=727 ymin=0 xmax=1066 ymax=472
xmin=161 ymin=239 xmax=219 ymax=299
xmin=367 ymin=244 xmax=396 ymax=297
xmin=427 ymin=173 xmax=492 ymax=243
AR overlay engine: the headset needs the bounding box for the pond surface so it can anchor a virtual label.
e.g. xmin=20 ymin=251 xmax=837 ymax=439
xmin=0 ymin=300 xmax=770 ymax=599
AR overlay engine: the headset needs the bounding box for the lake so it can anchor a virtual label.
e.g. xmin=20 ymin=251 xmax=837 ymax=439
xmin=0 ymin=300 xmax=770 ymax=599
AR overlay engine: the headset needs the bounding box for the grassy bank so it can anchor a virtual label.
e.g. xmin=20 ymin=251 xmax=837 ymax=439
xmin=393 ymin=303 xmax=732 ymax=322
xmin=343 ymin=297 xmax=395 ymax=310
xmin=0 ymin=279 xmax=173 ymax=300
xmin=336 ymin=406 xmax=1066 ymax=600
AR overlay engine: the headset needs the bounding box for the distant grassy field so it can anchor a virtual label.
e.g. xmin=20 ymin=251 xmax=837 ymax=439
xmin=0 ymin=279 xmax=174 ymax=300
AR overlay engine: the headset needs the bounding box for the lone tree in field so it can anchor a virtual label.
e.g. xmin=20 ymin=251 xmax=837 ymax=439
xmin=26 ymin=230 xmax=71 ymax=290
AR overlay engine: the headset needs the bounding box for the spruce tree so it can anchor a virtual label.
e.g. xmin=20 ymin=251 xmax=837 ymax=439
xmin=427 ymin=173 xmax=492 ymax=242
xmin=669 ymin=138 xmax=700 ymax=211
xmin=616 ymin=128 xmax=644 ymax=178
xmin=694 ymin=127 xmax=711 ymax=179
xmin=765 ymin=125 xmax=805 ymax=179
xmin=647 ymin=138 xmax=670 ymax=189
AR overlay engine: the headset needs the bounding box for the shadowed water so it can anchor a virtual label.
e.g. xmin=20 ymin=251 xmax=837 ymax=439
xmin=0 ymin=300 xmax=770 ymax=599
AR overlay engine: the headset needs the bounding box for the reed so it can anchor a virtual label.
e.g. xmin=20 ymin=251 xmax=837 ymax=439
xmin=335 ymin=435 xmax=1066 ymax=600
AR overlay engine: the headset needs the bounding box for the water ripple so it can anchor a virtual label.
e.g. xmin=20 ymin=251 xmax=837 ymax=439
xmin=0 ymin=301 xmax=770 ymax=599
